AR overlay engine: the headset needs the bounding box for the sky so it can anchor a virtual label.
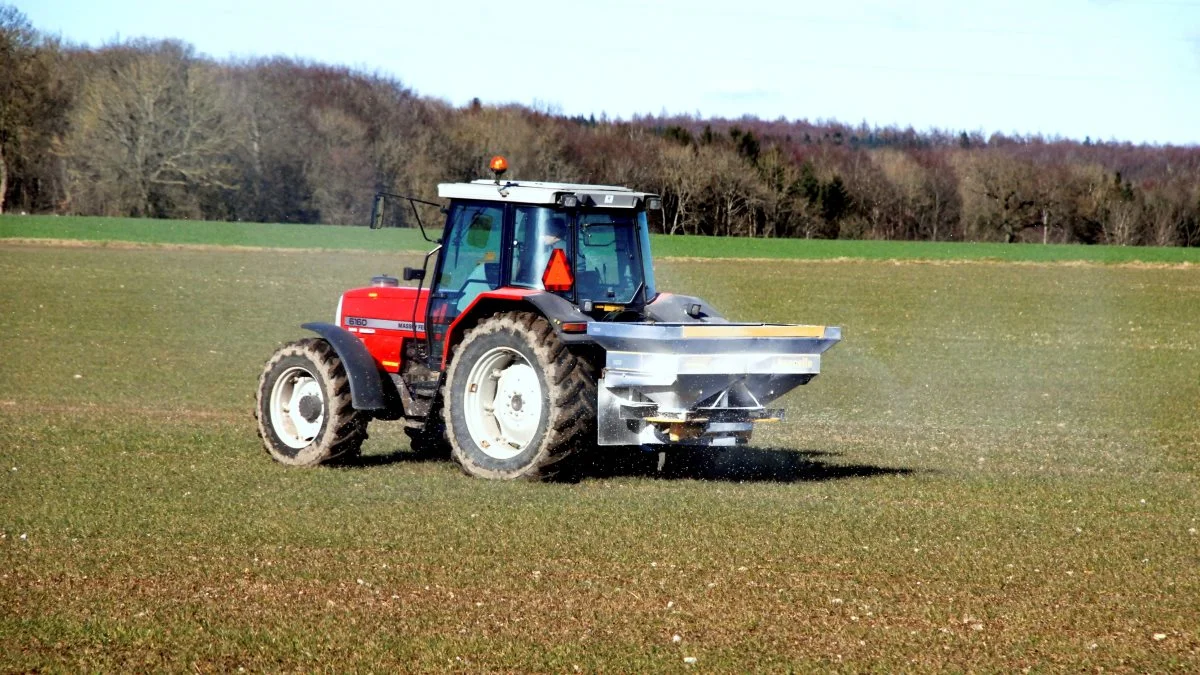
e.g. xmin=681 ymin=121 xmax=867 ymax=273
xmin=18 ymin=0 xmax=1200 ymax=145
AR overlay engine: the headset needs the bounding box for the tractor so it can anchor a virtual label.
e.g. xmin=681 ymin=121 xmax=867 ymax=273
xmin=255 ymin=157 xmax=841 ymax=480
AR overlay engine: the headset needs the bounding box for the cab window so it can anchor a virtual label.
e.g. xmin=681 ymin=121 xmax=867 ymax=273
xmin=511 ymin=206 xmax=571 ymax=289
xmin=575 ymin=211 xmax=642 ymax=303
xmin=435 ymin=201 xmax=505 ymax=317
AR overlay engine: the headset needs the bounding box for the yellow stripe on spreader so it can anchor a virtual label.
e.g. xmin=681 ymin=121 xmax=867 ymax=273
xmin=680 ymin=325 xmax=826 ymax=338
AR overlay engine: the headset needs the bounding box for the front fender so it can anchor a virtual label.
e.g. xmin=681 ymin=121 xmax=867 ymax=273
xmin=300 ymin=322 xmax=387 ymax=411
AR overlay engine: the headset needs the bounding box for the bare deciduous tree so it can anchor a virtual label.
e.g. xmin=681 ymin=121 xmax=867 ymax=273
xmin=63 ymin=40 xmax=235 ymax=217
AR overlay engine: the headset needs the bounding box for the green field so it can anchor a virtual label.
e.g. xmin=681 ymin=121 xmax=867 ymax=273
xmin=1 ymin=236 xmax=1198 ymax=670
xmin=5 ymin=213 xmax=1200 ymax=263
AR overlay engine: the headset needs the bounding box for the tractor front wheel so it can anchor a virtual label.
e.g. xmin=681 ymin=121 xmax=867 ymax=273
xmin=255 ymin=338 xmax=368 ymax=466
xmin=443 ymin=312 xmax=595 ymax=480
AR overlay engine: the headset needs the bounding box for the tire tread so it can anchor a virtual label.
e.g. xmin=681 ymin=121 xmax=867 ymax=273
xmin=255 ymin=337 xmax=368 ymax=467
xmin=443 ymin=312 xmax=597 ymax=480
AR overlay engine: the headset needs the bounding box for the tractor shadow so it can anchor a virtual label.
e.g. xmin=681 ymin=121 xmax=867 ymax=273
xmin=567 ymin=446 xmax=915 ymax=484
xmin=335 ymin=449 xmax=447 ymax=468
xmin=339 ymin=445 xmax=916 ymax=485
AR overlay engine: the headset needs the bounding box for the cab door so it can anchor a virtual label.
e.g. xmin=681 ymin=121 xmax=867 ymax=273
xmin=425 ymin=200 xmax=507 ymax=363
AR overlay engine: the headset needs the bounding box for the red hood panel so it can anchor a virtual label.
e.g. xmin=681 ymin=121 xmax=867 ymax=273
xmin=339 ymin=286 xmax=430 ymax=372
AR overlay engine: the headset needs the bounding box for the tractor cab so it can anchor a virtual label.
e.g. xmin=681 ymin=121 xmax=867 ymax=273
xmin=423 ymin=177 xmax=662 ymax=360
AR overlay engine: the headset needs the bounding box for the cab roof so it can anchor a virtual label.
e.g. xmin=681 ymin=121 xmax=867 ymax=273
xmin=437 ymin=179 xmax=659 ymax=209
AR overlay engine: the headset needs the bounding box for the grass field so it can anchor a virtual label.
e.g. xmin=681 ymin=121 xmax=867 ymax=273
xmin=5 ymin=213 xmax=1200 ymax=264
xmin=1 ymin=233 xmax=1198 ymax=670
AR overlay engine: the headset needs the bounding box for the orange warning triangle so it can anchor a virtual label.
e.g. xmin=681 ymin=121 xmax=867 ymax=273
xmin=541 ymin=248 xmax=573 ymax=292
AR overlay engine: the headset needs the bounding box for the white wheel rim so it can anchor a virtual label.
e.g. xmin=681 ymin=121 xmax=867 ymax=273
xmin=463 ymin=346 xmax=543 ymax=460
xmin=269 ymin=366 xmax=324 ymax=450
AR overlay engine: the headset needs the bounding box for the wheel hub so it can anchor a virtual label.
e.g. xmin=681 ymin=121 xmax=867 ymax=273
xmin=463 ymin=347 xmax=543 ymax=460
xmin=495 ymin=365 xmax=538 ymax=431
xmin=269 ymin=366 xmax=325 ymax=450
xmin=298 ymin=394 xmax=323 ymax=422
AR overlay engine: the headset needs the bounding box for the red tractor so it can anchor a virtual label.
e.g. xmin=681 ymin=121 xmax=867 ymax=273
xmin=255 ymin=158 xmax=840 ymax=479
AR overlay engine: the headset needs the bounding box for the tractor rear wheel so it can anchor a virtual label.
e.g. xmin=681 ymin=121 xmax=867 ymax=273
xmin=255 ymin=338 xmax=368 ymax=466
xmin=443 ymin=312 xmax=596 ymax=480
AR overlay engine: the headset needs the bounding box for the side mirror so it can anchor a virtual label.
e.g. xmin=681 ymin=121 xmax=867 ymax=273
xmin=403 ymin=267 xmax=425 ymax=281
xmin=370 ymin=194 xmax=386 ymax=229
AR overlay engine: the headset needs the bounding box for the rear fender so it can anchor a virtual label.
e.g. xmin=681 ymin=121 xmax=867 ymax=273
xmin=301 ymin=322 xmax=388 ymax=411
xmin=523 ymin=291 xmax=594 ymax=337
xmin=442 ymin=290 xmax=593 ymax=369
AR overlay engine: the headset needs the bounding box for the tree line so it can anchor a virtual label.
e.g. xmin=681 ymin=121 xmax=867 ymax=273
xmin=3 ymin=6 xmax=1199 ymax=246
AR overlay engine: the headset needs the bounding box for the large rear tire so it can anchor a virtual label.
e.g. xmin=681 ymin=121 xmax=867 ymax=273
xmin=255 ymin=338 xmax=368 ymax=466
xmin=443 ymin=312 xmax=596 ymax=480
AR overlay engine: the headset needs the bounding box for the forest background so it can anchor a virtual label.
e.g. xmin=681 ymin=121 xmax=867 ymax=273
xmin=3 ymin=5 xmax=1199 ymax=247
